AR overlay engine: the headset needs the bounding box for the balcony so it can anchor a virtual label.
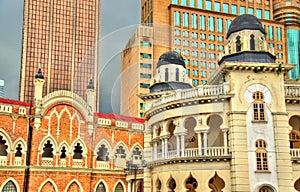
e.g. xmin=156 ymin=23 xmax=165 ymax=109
xmin=153 ymin=147 xmax=230 ymax=163
xmin=152 ymin=83 xmax=230 ymax=108
xmin=96 ymin=161 xmax=110 ymax=169
xmin=41 ymin=157 xmax=53 ymax=167
xmin=285 ymin=85 xmax=300 ymax=98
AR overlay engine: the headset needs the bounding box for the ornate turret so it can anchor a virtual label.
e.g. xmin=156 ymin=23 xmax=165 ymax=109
xmin=34 ymin=68 xmax=45 ymax=129
xmin=149 ymin=51 xmax=192 ymax=93
xmin=218 ymin=14 xmax=276 ymax=66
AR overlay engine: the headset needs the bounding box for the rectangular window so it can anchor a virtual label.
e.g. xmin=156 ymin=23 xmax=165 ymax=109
xmin=209 ymin=34 xmax=215 ymax=40
xmin=248 ymin=7 xmax=254 ymax=15
xmin=192 ymin=69 xmax=198 ymax=76
xmin=226 ymin=19 xmax=231 ymax=32
xmin=183 ymin=31 xmax=189 ymax=37
xmin=192 ymin=51 xmax=198 ymax=57
xmin=209 ymin=44 xmax=215 ymax=50
xmin=192 ymin=32 xmax=198 ymax=38
xmin=209 ymin=62 xmax=215 ymax=68
xmin=200 ymin=42 xmax=206 ymax=48
xmin=186 ymin=69 xmax=190 ymax=74
xmin=256 ymin=9 xmax=262 ymax=18
xmin=192 ymin=41 xmax=198 ymax=47
xmin=231 ymin=4 xmax=237 ymax=14
xmin=140 ymin=83 xmax=150 ymax=88
xmin=174 ymin=39 xmax=181 ymax=45
xmin=174 ymin=11 xmax=180 ymax=26
xmin=183 ymin=49 xmax=189 ymax=56
xmin=192 ymin=60 xmax=198 ymax=66
xmin=183 ymin=12 xmax=189 ymax=27
xmin=206 ymin=0 xmax=212 ymax=10
xmin=210 ymin=72 xmax=214 ymax=77
xmin=140 ymin=63 xmax=152 ymax=69
xmin=140 ymin=73 xmax=152 ymax=79
xmin=268 ymin=26 xmax=273 ymax=40
xmin=181 ymin=0 xmax=187 ymax=6
xmin=240 ymin=6 xmax=245 ymax=14
xmin=193 ymin=79 xmax=199 ymax=85
xmin=174 ymin=29 xmax=181 ymax=36
xmin=172 ymin=0 xmax=178 ymax=4
xmin=214 ymin=2 xmax=220 ymax=12
xmin=140 ymin=103 xmax=146 ymax=109
xmin=276 ymin=27 xmax=281 ymax=41
xmin=223 ymin=3 xmax=229 ymax=13
xmin=264 ymin=10 xmax=270 ymax=20
xmin=201 ymin=71 xmax=207 ymax=77
xmin=208 ymin=16 xmax=214 ymax=31
xmin=217 ymin=18 xmax=223 ymax=32
xmin=200 ymin=15 xmax=206 ymax=30
xmin=277 ymin=44 xmax=282 ymax=50
xmin=192 ymin=14 xmax=197 ymax=29
xmin=198 ymin=0 xmax=203 ymax=8
xmin=201 ymin=61 xmax=206 ymax=67
xmin=140 ymin=53 xmax=152 ymax=59
xmin=183 ymin=40 xmax=189 ymax=46
xmin=190 ymin=0 xmax=195 ymax=7
xmin=140 ymin=41 xmax=151 ymax=47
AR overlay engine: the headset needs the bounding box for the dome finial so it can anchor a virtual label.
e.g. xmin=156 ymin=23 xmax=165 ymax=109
xmin=35 ymin=67 xmax=44 ymax=79
xmin=87 ymin=78 xmax=94 ymax=89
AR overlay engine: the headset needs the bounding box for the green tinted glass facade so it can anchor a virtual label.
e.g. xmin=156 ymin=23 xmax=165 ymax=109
xmin=287 ymin=29 xmax=300 ymax=79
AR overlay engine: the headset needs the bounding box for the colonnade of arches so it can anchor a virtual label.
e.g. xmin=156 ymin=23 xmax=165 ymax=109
xmin=151 ymin=114 xmax=229 ymax=160
xmin=0 ymin=178 xmax=126 ymax=192
xmin=0 ymin=128 xmax=143 ymax=168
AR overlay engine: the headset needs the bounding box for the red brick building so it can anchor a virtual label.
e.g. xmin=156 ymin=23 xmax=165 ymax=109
xmin=0 ymin=72 xmax=144 ymax=191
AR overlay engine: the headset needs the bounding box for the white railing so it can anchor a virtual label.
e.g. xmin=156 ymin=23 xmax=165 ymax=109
xmin=60 ymin=159 xmax=66 ymax=167
xmin=285 ymin=85 xmax=300 ymax=98
xmin=72 ymin=159 xmax=83 ymax=168
xmin=152 ymin=83 xmax=229 ymax=108
xmin=14 ymin=157 xmax=22 ymax=166
xmin=96 ymin=161 xmax=110 ymax=169
xmin=0 ymin=156 xmax=7 ymax=166
xmin=291 ymin=148 xmax=300 ymax=158
xmin=154 ymin=147 xmax=230 ymax=161
xmin=41 ymin=157 xmax=53 ymax=167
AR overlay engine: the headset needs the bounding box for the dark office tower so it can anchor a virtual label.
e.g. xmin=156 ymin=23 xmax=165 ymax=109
xmin=19 ymin=0 xmax=100 ymax=105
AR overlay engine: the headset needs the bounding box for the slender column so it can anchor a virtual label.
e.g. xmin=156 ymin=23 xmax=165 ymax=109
xmin=203 ymin=131 xmax=208 ymax=155
xmin=197 ymin=132 xmax=202 ymax=156
xmin=153 ymin=141 xmax=158 ymax=160
xmin=222 ymin=129 xmax=228 ymax=155
xmin=164 ymin=138 xmax=168 ymax=159
xmin=127 ymin=180 xmax=132 ymax=192
xmin=161 ymin=139 xmax=164 ymax=159
xmin=176 ymin=135 xmax=180 ymax=156
xmin=180 ymin=135 xmax=185 ymax=157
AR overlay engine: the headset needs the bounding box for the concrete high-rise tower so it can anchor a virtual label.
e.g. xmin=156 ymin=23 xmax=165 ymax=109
xmin=19 ymin=0 xmax=100 ymax=106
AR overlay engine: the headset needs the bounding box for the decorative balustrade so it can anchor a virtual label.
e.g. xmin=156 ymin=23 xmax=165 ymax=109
xmin=0 ymin=156 xmax=7 ymax=166
xmin=41 ymin=157 xmax=53 ymax=167
xmin=291 ymin=148 xmax=300 ymax=158
xmin=72 ymin=159 xmax=83 ymax=168
xmin=154 ymin=147 xmax=230 ymax=161
xmin=285 ymin=85 xmax=300 ymax=98
xmin=96 ymin=161 xmax=110 ymax=169
xmin=14 ymin=157 xmax=22 ymax=166
xmin=60 ymin=159 xmax=66 ymax=167
xmin=152 ymin=83 xmax=229 ymax=108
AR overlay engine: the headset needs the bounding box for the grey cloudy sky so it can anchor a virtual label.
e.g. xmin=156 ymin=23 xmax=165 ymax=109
xmin=0 ymin=0 xmax=140 ymax=114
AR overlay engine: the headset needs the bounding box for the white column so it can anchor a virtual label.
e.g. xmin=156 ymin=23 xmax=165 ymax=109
xmin=154 ymin=141 xmax=158 ymax=160
xmin=180 ymin=135 xmax=185 ymax=157
xmin=203 ymin=131 xmax=208 ymax=155
xmin=176 ymin=135 xmax=180 ymax=156
xmin=164 ymin=138 xmax=168 ymax=159
xmin=223 ymin=129 xmax=228 ymax=155
xmin=127 ymin=180 xmax=132 ymax=192
xmin=161 ymin=139 xmax=164 ymax=159
xmin=197 ymin=132 xmax=202 ymax=156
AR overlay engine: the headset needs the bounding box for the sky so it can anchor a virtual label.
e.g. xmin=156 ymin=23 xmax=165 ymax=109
xmin=0 ymin=0 xmax=140 ymax=114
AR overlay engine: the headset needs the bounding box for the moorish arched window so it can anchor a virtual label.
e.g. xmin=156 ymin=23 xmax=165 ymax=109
xmin=97 ymin=144 xmax=109 ymax=161
xmin=236 ymin=36 xmax=241 ymax=52
xmin=165 ymin=68 xmax=169 ymax=81
xmin=96 ymin=182 xmax=106 ymax=192
xmin=175 ymin=68 xmax=179 ymax=81
xmin=2 ymin=180 xmax=17 ymax=192
xmin=255 ymin=140 xmax=269 ymax=171
xmin=252 ymin=91 xmax=265 ymax=121
xmin=114 ymin=182 xmax=124 ymax=192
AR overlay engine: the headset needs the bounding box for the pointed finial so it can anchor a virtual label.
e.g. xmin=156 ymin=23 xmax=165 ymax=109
xmin=35 ymin=68 xmax=44 ymax=79
xmin=87 ymin=78 xmax=94 ymax=89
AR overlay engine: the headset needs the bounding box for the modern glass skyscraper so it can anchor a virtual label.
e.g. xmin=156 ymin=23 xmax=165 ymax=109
xmin=0 ymin=80 xmax=4 ymax=98
xmin=19 ymin=0 xmax=100 ymax=104
xmin=273 ymin=0 xmax=300 ymax=79
xmin=139 ymin=0 xmax=298 ymax=84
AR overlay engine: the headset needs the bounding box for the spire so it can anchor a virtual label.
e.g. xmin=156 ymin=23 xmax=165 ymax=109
xmin=35 ymin=68 xmax=44 ymax=79
xmin=87 ymin=78 xmax=94 ymax=90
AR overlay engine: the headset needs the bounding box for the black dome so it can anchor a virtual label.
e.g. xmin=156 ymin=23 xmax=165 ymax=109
xmin=157 ymin=51 xmax=185 ymax=68
xmin=227 ymin=14 xmax=266 ymax=38
xmin=35 ymin=68 xmax=44 ymax=79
